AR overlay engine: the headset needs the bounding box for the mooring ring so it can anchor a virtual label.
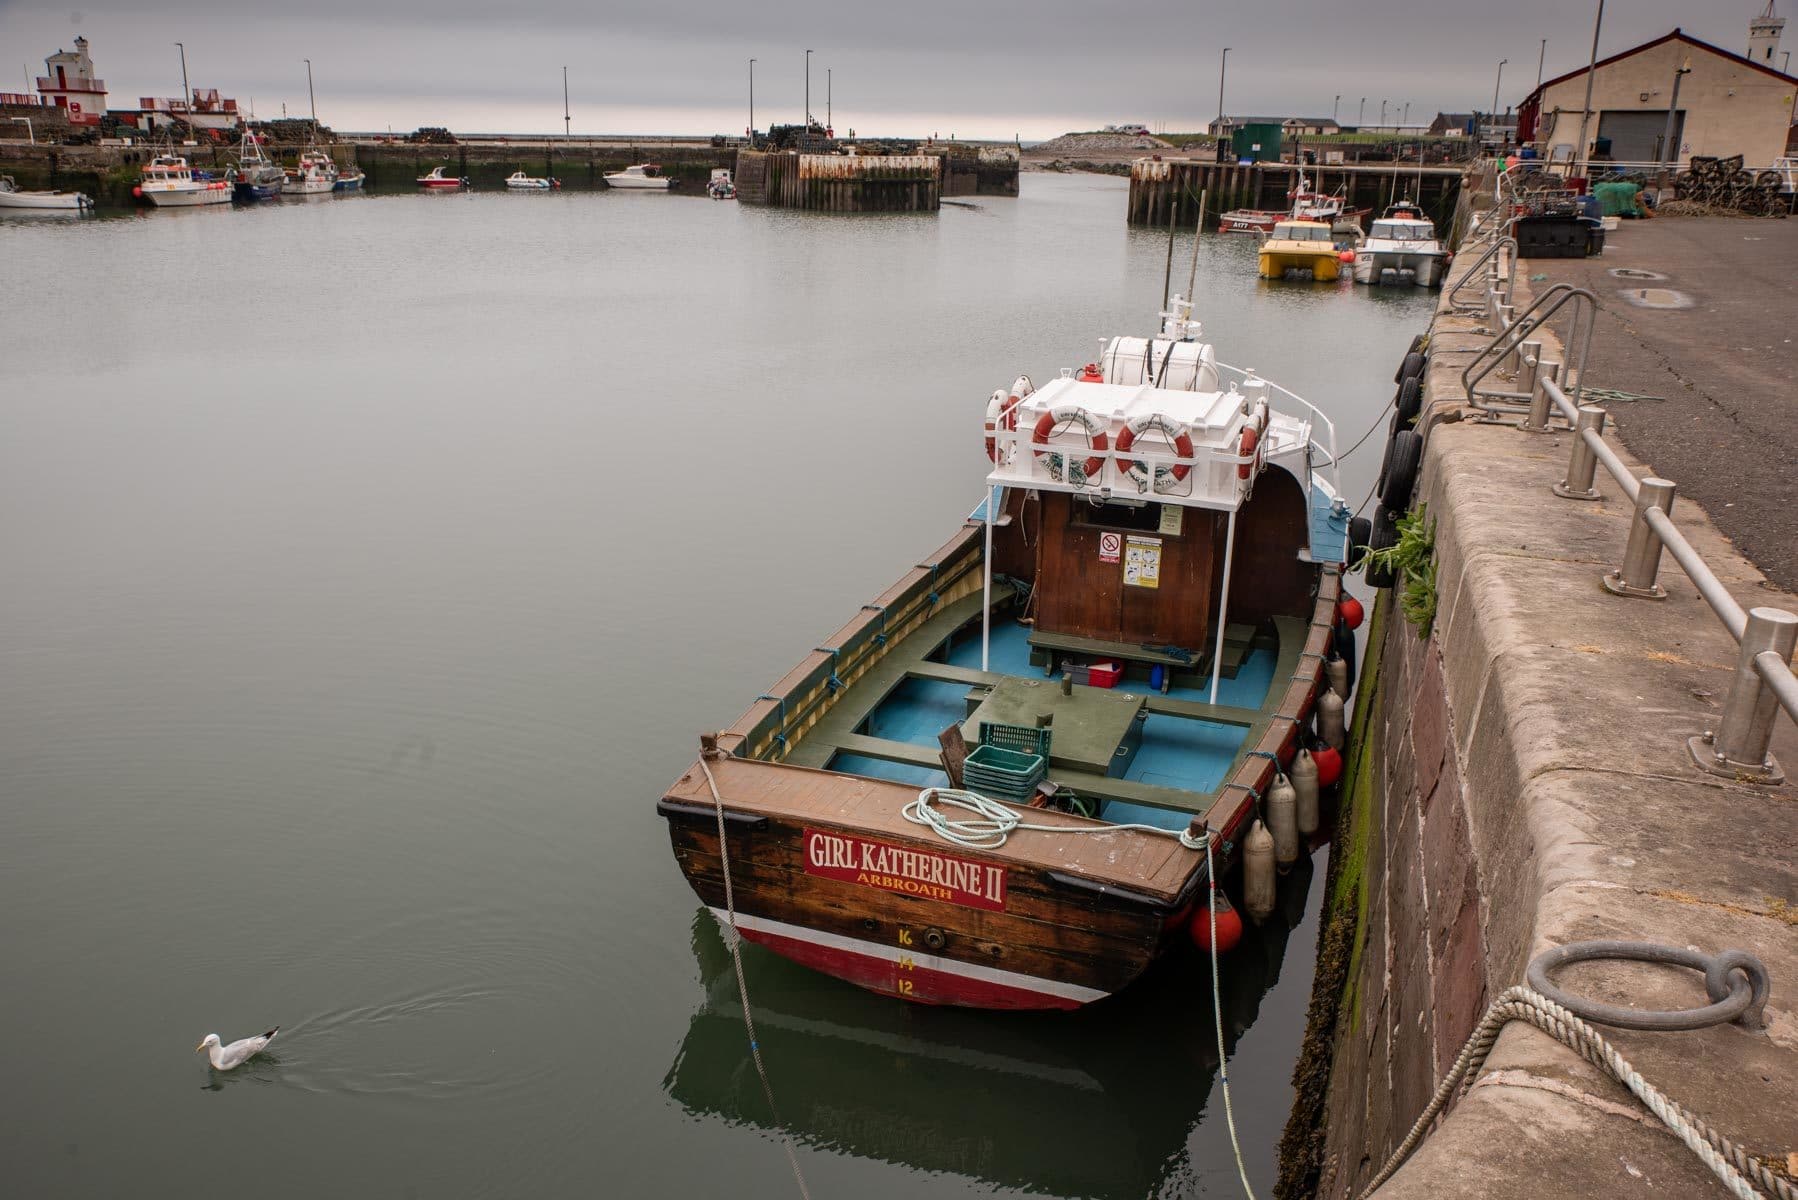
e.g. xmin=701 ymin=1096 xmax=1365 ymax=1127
xmin=1526 ymin=940 xmax=1770 ymax=1031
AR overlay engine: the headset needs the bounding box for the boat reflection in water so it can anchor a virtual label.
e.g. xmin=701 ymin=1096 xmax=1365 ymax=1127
xmin=663 ymin=855 xmax=1315 ymax=1197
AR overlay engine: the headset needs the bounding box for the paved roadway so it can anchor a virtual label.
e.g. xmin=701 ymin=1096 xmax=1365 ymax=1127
xmin=1536 ymin=215 xmax=1798 ymax=590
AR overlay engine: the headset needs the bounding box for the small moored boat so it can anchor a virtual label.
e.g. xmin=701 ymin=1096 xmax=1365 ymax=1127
xmin=232 ymin=132 xmax=285 ymax=201
xmin=505 ymin=170 xmax=559 ymax=190
xmin=658 ymin=293 xmax=1354 ymax=1011
xmin=1219 ymin=173 xmax=1368 ymax=237
xmin=604 ymin=163 xmax=674 ymax=190
xmin=137 ymin=155 xmax=233 ymax=207
xmin=332 ymin=167 xmax=365 ymax=192
xmin=0 ymin=175 xmax=94 ymax=212
xmin=284 ymin=149 xmax=339 ymax=196
xmin=1257 ymin=220 xmax=1349 ymax=280
xmin=706 ymin=168 xmax=736 ymax=200
xmin=1352 ymin=201 xmax=1449 ymax=288
xmin=417 ymin=166 xmax=469 ymax=190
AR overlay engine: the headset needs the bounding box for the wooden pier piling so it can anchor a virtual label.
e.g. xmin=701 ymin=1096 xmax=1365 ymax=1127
xmin=1128 ymin=158 xmax=1465 ymax=230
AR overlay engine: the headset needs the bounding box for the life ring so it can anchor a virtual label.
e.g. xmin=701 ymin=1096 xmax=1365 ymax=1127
xmin=983 ymin=388 xmax=1017 ymax=462
xmin=1115 ymin=414 xmax=1194 ymax=490
xmin=1031 ymin=406 xmax=1109 ymax=483
xmin=1236 ymin=424 xmax=1260 ymax=480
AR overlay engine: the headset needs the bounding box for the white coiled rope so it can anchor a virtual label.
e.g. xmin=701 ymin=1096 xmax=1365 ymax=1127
xmin=902 ymin=786 xmax=1208 ymax=850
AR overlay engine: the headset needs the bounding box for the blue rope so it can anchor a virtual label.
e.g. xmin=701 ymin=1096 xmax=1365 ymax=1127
xmin=919 ymin=560 xmax=941 ymax=605
xmin=862 ymin=604 xmax=888 ymax=645
xmin=816 ymin=647 xmax=845 ymax=692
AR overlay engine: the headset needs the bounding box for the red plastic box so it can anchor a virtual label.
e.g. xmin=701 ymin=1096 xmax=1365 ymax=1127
xmin=1087 ymin=661 xmax=1123 ymax=689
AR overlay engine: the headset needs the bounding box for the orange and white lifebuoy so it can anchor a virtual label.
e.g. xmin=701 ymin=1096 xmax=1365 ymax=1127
xmin=1115 ymin=414 xmax=1195 ymax=491
xmin=1236 ymin=400 xmax=1270 ymax=481
xmin=1031 ymin=406 xmax=1109 ymax=484
xmin=983 ymin=388 xmax=1017 ymax=461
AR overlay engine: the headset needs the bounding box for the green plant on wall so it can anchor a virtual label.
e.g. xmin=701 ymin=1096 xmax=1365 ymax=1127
xmin=1365 ymin=505 xmax=1437 ymax=636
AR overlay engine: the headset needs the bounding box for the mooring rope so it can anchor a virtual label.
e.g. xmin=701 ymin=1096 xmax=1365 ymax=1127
xmin=1202 ymin=829 xmax=1260 ymax=1200
xmin=902 ymin=786 xmax=1206 ymax=851
xmin=696 ymin=742 xmax=812 ymax=1200
xmin=1356 ymin=985 xmax=1792 ymax=1200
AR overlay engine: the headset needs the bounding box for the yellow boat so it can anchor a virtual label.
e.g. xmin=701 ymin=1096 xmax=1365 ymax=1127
xmin=1257 ymin=220 xmax=1344 ymax=281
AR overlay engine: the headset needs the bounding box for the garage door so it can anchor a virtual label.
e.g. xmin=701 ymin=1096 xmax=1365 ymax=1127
xmin=1598 ymin=110 xmax=1686 ymax=164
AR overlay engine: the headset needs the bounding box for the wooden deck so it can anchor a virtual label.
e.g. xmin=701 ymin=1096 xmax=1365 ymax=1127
xmin=664 ymin=753 xmax=1201 ymax=900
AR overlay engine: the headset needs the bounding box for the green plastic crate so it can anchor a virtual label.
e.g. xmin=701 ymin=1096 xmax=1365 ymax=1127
xmin=963 ymin=743 xmax=1046 ymax=800
xmin=978 ymin=721 xmax=1052 ymax=759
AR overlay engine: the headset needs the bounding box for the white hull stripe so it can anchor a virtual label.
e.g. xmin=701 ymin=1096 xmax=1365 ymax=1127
xmin=709 ymin=908 xmax=1110 ymax=1005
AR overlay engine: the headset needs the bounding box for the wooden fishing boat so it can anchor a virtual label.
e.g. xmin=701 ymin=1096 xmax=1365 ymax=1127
xmin=659 ymin=295 xmax=1354 ymax=1011
xmin=1219 ymin=173 xmax=1369 ymax=237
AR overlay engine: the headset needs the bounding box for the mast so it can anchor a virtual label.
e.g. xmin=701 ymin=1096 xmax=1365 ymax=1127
xmin=175 ymin=42 xmax=191 ymax=144
xmin=563 ymin=65 xmax=570 ymax=142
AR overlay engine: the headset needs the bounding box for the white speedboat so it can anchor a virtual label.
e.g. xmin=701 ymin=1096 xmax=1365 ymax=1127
xmin=505 ymin=170 xmax=558 ymax=190
xmin=417 ymin=166 xmax=469 ymax=190
xmin=604 ymin=163 xmax=674 ymax=190
xmin=0 ymin=175 xmax=94 ymax=212
xmin=138 ymin=156 xmax=233 ymax=207
xmin=1352 ymin=202 xmax=1449 ymax=288
xmin=284 ymin=150 xmax=339 ymax=196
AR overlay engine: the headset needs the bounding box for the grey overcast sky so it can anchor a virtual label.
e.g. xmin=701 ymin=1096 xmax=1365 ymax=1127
xmin=2 ymin=1 xmax=1787 ymax=137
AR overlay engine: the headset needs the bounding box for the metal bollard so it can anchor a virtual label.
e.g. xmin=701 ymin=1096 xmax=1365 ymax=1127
xmin=1690 ymin=607 xmax=1798 ymax=784
xmin=1522 ymin=359 xmax=1560 ymax=433
xmin=1553 ymin=405 xmax=1606 ymax=499
xmin=1602 ymin=478 xmax=1675 ymax=599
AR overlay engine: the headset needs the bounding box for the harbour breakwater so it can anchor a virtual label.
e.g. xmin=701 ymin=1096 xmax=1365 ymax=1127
xmin=1275 ymin=190 xmax=1796 ymax=1197
xmin=0 ymin=139 xmax=1018 ymax=208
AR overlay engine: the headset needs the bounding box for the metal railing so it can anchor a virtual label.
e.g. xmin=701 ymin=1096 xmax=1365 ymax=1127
xmin=1460 ymin=283 xmax=1596 ymax=423
xmin=1452 ymin=259 xmax=1790 ymax=784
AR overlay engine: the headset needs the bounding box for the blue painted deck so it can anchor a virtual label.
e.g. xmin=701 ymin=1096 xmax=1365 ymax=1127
xmin=1310 ymin=488 xmax=1350 ymax=564
xmin=823 ymin=618 xmax=1275 ymax=828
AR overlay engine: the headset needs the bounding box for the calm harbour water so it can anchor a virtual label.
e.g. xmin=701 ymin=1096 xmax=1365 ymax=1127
xmin=0 ymin=176 xmax=1434 ymax=1197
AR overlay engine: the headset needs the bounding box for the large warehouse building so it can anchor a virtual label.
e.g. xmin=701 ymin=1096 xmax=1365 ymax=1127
xmin=1517 ymin=14 xmax=1797 ymax=167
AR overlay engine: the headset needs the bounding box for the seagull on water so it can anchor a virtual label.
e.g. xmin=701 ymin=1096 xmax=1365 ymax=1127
xmin=196 ymin=1027 xmax=280 ymax=1070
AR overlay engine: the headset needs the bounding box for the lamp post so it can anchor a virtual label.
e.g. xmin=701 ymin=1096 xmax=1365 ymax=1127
xmin=748 ymin=57 xmax=755 ymax=140
xmin=1536 ymin=38 xmax=1548 ymax=90
xmin=175 ymin=41 xmax=191 ymax=141
xmin=804 ymin=48 xmax=812 ymax=133
xmin=827 ymin=67 xmax=831 ymax=135
xmin=1491 ymin=59 xmax=1507 ymax=149
xmin=562 ymin=65 xmax=570 ymax=142
xmin=1216 ymin=47 xmax=1231 ymax=131
xmin=1657 ymin=59 xmax=1691 ymax=196
xmin=1380 ymin=99 xmax=1387 ymax=126
xmin=1573 ymin=0 xmax=1605 ymax=177
xmin=1358 ymin=97 xmax=1365 ymax=124
xmin=1333 ymin=94 xmax=1340 ymax=123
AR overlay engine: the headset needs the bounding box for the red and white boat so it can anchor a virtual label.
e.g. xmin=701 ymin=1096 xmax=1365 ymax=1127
xmin=658 ymin=294 xmax=1357 ymax=1011
xmin=417 ymin=166 xmax=468 ymax=190
xmin=1219 ymin=173 xmax=1368 ymax=236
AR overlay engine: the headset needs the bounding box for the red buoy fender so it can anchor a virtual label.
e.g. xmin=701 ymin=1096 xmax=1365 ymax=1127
xmin=1311 ymin=744 xmax=1344 ymax=788
xmin=1189 ymin=890 xmax=1243 ymax=954
xmin=1032 ymin=407 xmax=1108 ymax=482
xmin=1077 ymin=362 xmax=1104 ymax=383
xmin=1338 ymin=595 xmax=1365 ymax=630
xmin=1236 ymin=424 xmax=1260 ymax=480
xmin=1115 ymin=415 xmax=1195 ymax=484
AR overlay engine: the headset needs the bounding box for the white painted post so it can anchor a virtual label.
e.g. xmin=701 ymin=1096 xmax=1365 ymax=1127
xmin=1210 ymin=508 xmax=1239 ymax=705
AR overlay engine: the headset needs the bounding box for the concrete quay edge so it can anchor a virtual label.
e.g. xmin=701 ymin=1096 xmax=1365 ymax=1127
xmin=1362 ymin=242 xmax=1798 ymax=1198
